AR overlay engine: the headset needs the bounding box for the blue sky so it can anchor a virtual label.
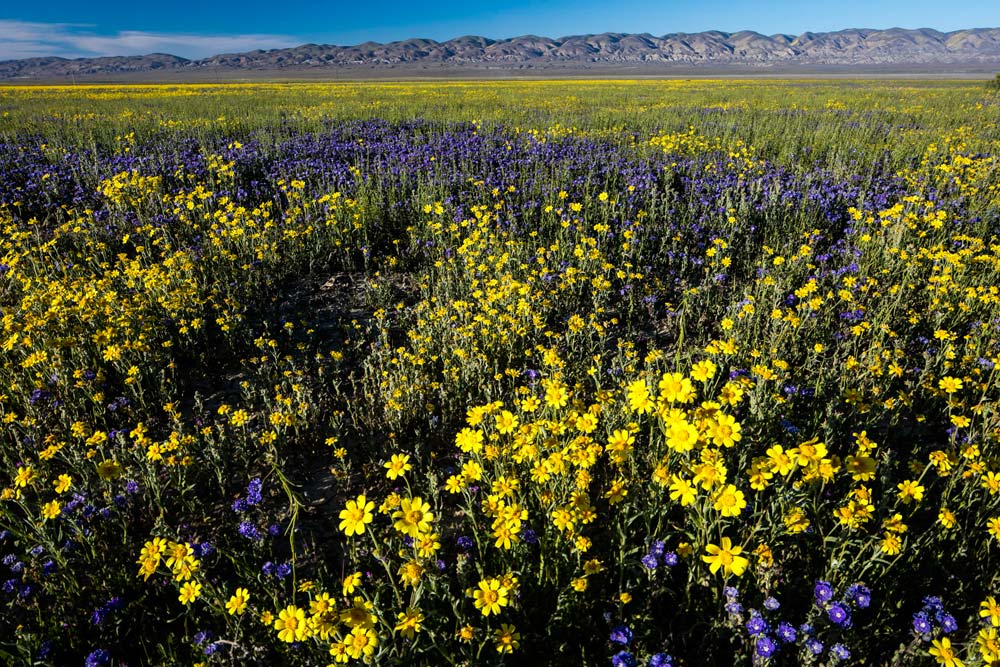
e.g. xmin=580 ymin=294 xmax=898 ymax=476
xmin=1 ymin=0 xmax=998 ymax=60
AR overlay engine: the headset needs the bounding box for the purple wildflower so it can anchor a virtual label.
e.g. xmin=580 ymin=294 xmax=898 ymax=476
xmin=755 ymin=636 xmax=777 ymax=658
xmin=776 ymin=622 xmax=796 ymax=643
xmin=831 ymin=644 xmax=850 ymax=661
xmin=746 ymin=613 xmax=768 ymax=636
xmin=814 ymin=580 xmax=834 ymax=604
xmin=610 ymin=625 xmax=633 ymax=646
xmin=612 ymin=651 xmax=636 ymax=667
xmin=647 ymin=654 xmax=672 ymax=667
xmin=828 ymin=602 xmax=850 ymax=626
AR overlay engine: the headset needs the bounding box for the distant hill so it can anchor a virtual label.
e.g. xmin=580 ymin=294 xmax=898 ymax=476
xmin=3 ymin=27 xmax=1000 ymax=79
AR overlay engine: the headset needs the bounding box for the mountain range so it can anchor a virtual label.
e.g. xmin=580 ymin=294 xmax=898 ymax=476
xmin=2 ymin=27 xmax=1000 ymax=79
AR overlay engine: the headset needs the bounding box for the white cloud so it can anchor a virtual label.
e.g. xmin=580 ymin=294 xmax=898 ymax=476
xmin=0 ymin=19 xmax=301 ymax=60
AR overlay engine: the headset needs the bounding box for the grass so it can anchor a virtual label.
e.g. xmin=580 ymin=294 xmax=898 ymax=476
xmin=0 ymin=80 xmax=999 ymax=666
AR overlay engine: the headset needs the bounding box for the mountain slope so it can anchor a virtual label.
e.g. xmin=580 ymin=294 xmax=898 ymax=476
xmin=2 ymin=27 xmax=999 ymax=79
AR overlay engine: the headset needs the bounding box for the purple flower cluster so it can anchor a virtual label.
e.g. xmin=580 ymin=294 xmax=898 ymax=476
xmin=647 ymin=654 xmax=673 ymax=667
xmin=815 ymin=580 xmax=870 ymax=629
xmin=611 ymin=651 xmax=636 ymax=667
xmin=726 ymin=581 xmax=871 ymax=662
xmin=261 ymin=561 xmax=292 ymax=579
xmin=724 ymin=586 xmax=743 ymax=615
xmin=232 ymin=477 xmax=263 ymax=512
xmin=610 ymin=625 xmax=633 ymax=646
xmin=913 ymin=596 xmax=958 ymax=639
xmin=90 ymin=596 xmax=125 ymax=626
xmin=609 ymin=624 xmax=672 ymax=667
xmin=642 ymin=540 xmax=678 ymax=571
xmin=238 ymin=520 xmax=261 ymax=541
xmin=233 ymin=478 xmax=267 ymax=540
xmin=84 ymin=649 xmax=110 ymax=667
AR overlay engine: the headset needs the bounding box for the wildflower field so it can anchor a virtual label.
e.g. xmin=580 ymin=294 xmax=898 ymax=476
xmin=2 ymin=79 xmax=1000 ymax=666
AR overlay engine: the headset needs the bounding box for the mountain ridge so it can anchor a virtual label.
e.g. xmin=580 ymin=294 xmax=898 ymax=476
xmin=2 ymin=27 xmax=1000 ymax=79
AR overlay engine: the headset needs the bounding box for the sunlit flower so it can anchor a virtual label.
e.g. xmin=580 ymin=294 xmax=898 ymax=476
xmin=712 ymin=484 xmax=746 ymax=517
xmin=339 ymin=494 xmax=375 ymax=536
xmin=178 ymin=581 xmax=201 ymax=605
xmin=393 ymin=496 xmax=433 ymax=537
xmin=494 ymin=623 xmax=520 ymax=653
xmin=472 ymin=577 xmax=509 ymax=616
xmin=981 ymin=597 xmax=1000 ymax=627
xmin=702 ymin=537 xmax=749 ymax=577
xmin=343 ymin=572 xmax=362 ymax=596
xmin=395 ymin=607 xmax=425 ymax=638
xmin=897 ymin=480 xmax=925 ymax=504
xmin=41 ymin=500 xmax=61 ymax=520
xmin=938 ymin=377 xmax=963 ymax=394
xmin=669 ymin=475 xmax=697 ymax=506
xmin=274 ymin=605 xmax=308 ymax=642
xmin=14 ymin=465 xmax=36 ymax=488
xmin=988 ymin=517 xmax=1000 ymax=541
xmin=342 ymin=626 xmax=378 ymax=660
xmin=384 ymin=453 xmax=412 ymax=480
xmin=929 ymin=637 xmax=964 ymax=666
xmin=226 ymin=588 xmax=250 ymax=615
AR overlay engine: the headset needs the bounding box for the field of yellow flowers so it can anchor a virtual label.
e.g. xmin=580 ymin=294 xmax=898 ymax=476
xmin=1 ymin=80 xmax=1000 ymax=666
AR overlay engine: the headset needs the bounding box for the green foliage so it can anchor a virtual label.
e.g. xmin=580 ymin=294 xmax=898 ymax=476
xmin=0 ymin=80 xmax=999 ymax=666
